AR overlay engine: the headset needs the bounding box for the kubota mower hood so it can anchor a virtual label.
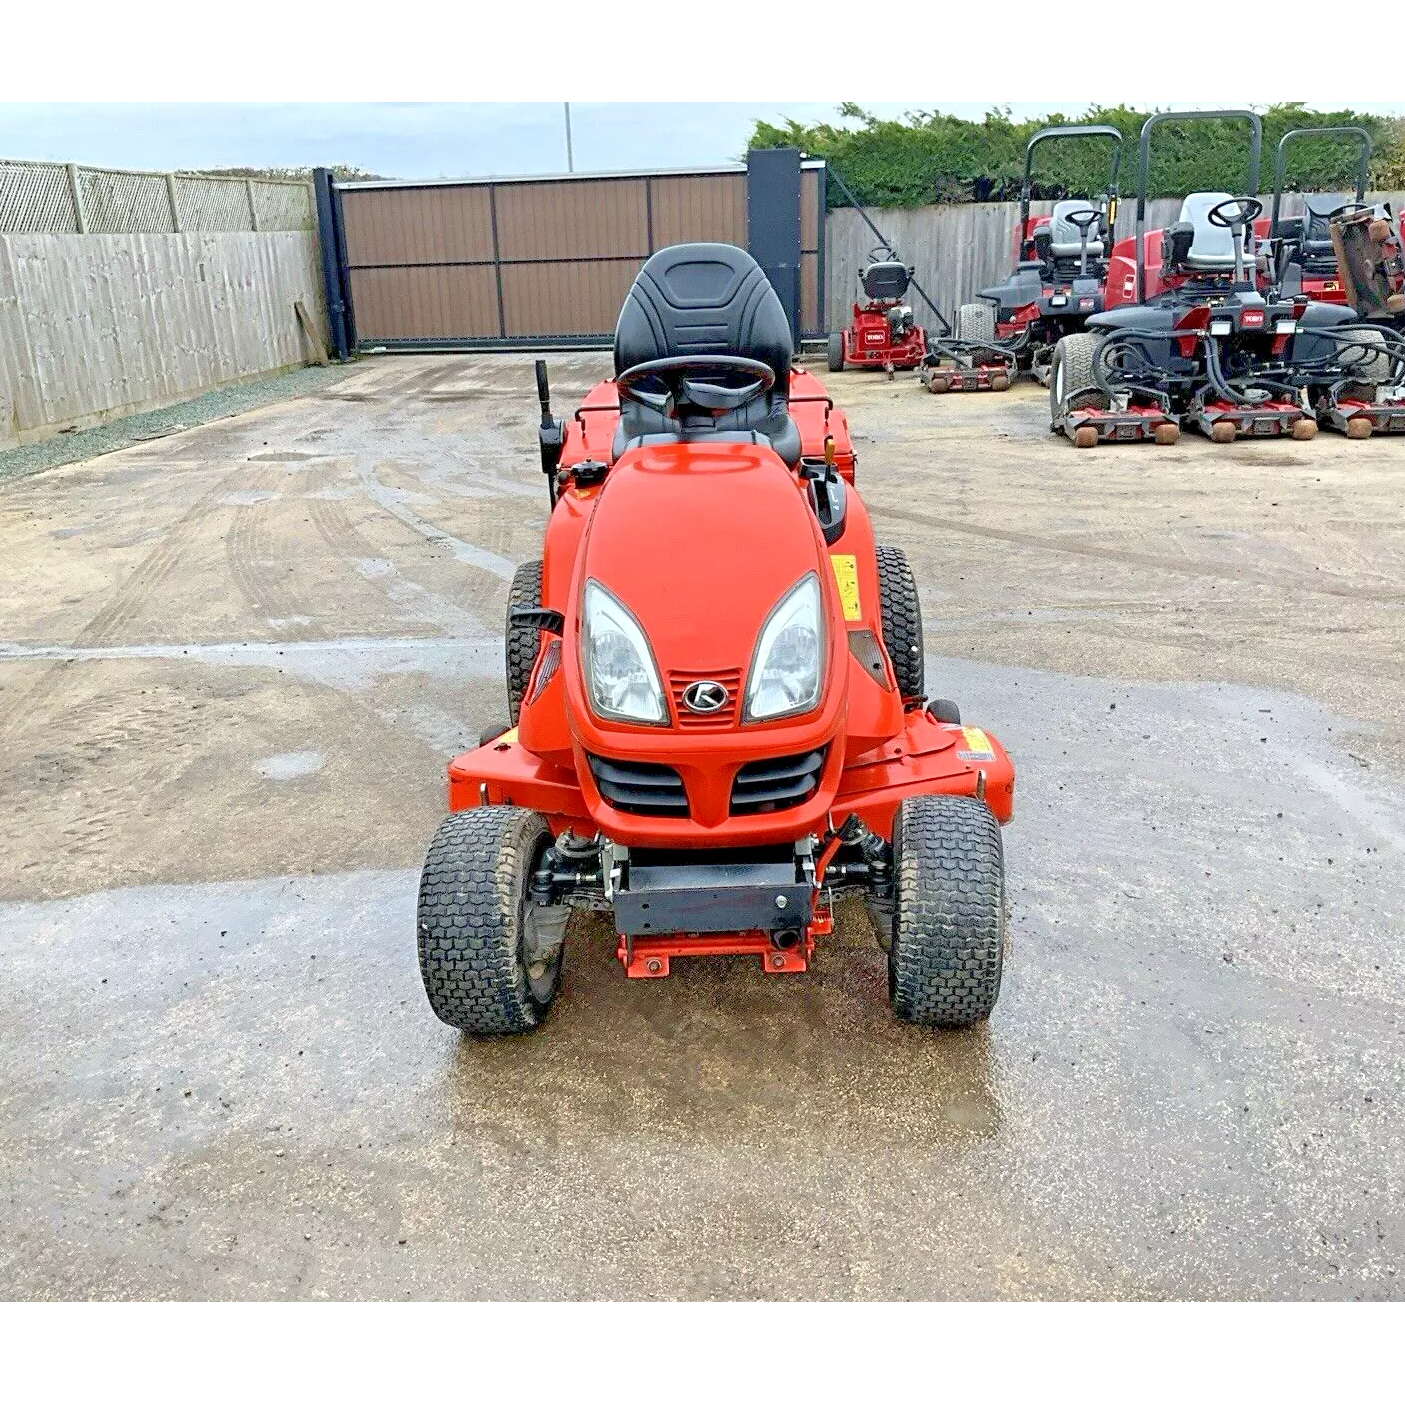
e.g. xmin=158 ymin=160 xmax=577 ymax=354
xmin=566 ymin=438 xmax=846 ymax=740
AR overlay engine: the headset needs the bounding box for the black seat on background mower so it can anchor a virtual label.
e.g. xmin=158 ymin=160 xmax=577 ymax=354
xmin=860 ymin=260 xmax=911 ymax=302
xmin=1300 ymin=193 xmax=1344 ymax=256
xmin=612 ymin=243 xmax=801 ymax=466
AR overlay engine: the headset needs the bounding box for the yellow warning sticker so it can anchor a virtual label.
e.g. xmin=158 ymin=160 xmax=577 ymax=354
xmin=830 ymin=554 xmax=861 ymax=621
xmin=957 ymin=727 xmax=995 ymax=761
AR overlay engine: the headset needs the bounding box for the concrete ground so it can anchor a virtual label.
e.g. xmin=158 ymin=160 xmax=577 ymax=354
xmin=1 ymin=355 xmax=1402 ymax=1299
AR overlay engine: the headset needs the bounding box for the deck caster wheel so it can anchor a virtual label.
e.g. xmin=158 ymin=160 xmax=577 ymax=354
xmin=1209 ymin=421 xmax=1237 ymax=444
xmin=888 ymin=794 xmax=1005 ymax=1028
xmin=1072 ymin=426 xmax=1099 ymax=448
xmin=927 ymin=374 xmax=950 ymax=394
xmin=1345 ymin=416 xmax=1373 ymax=440
xmin=928 ymin=698 xmax=961 ymax=724
xmin=1290 ymin=418 xmax=1318 ymax=441
xmin=417 ymin=806 xmax=564 ymax=1035
xmin=990 ymin=373 xmax=1009 ymax=392
xmin=1153 ymin=422 xmax=1181 ymax=445
xmin=1369 ymin=218 xmax=1391 ymax=244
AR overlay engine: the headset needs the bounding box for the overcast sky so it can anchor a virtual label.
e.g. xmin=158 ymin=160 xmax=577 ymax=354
xmin=13 ymin=102 xmax=1400 ymax=179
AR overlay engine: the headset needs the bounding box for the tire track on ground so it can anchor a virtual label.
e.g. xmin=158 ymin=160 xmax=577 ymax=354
xmin=869 ymin=504 xmax=1405 ymax=603
xmin=0 ymin=465 xmax=248 ymax=737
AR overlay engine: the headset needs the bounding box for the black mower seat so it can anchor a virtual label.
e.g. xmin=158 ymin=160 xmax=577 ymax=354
xmin=612 ymin=242 xmax=801 ymax=466
xmin=1300 ymin=193 xmax=1345 ymax=257
xmin=861 ymin=260 xmax=911 ymax=302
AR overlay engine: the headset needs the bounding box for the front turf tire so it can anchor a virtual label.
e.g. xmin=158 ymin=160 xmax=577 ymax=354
xmin=889 ymin=794 xmax=1005 ymax=1028
xmin=875 ymin=544 xmax=925 ymax=699
xmin=828 ymin=331 xmax=845 ymax=372
xmin=417 ymin=806 xmax=562 ymax=1035
xmin=1049 ymin=332 xmax=1109 ymax=428
xmin=506 ymin=558 xmax=544 ymax=725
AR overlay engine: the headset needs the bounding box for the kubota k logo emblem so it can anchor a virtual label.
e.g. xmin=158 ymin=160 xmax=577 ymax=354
xmin=682 ymin=680 xmax=729 ymax=713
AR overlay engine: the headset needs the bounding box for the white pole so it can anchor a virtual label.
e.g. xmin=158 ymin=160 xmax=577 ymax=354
xmin=564 ymin=102 xmax=574 ymax=174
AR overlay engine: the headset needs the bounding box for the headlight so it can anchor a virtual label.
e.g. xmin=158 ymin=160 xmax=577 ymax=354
xmin=745 ymin=572 xmax=824 ymax=722
xmin=581 ymin=580 xmax=666 ymax=725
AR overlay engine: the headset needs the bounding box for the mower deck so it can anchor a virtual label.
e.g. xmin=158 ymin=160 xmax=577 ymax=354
xmin=920 ymin=362 xmax=1009 ymax=394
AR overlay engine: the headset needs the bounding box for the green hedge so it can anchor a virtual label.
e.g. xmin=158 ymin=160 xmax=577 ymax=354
xmin=750 ymin=104 xmax=1405 ymax=208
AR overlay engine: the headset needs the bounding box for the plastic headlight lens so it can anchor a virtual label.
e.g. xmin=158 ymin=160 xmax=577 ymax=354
xmin=581 ymin=580 xmax=666 ymax=725
xmin=745 ymin=572 xmax=824 ymax=722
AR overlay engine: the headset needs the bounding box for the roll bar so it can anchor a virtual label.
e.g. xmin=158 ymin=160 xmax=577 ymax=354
xmin=1018 ymin=124 xmax=1125 ymax=233
xmin=1269 ymin=126 xmax=1372 ymax=242
xmin=1135 ymin=109 xmax=1263 ymax=304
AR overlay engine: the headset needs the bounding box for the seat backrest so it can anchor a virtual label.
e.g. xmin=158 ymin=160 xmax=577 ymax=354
xmin=860 ymin=260 xmax=910 ymax=302
xmin=1301 ymin=192 xmax=1344 ymax=249
xmin=1178 ymin=192 xmax=1251 ymax=270
xmin=1049 ymin=200 xmax=1104 ymax=259
xmin=612 ymin=243 xmax=799 ymax=465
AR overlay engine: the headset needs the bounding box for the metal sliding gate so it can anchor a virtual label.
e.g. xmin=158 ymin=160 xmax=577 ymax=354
xmin=320 ymin=155 xmax=825 ymax=352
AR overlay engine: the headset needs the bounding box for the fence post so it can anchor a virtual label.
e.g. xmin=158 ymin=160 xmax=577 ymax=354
xmin=246 ymin=179 xmax=260 ymax=232
xmin=166 ymin=173 xmax=182 ymax=233
xmin=66 ymin=163 xmax=88 ymax=234
xmin=313 ymin=168 xmax=351 ymax=361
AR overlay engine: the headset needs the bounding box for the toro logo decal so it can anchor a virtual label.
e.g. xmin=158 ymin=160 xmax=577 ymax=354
xmin=1241 ymin=309 xmax=1265 ymax=328
xmin=681 ymin=680 xmax=729 ymax=714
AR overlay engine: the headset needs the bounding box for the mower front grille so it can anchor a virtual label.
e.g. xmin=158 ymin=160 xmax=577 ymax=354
xmin=730 ymin=749 xmax=826 ymax=816
xmin=587 ymin=755 xmax=689 ymax=817
xmin=668 ymin=667 xmax=742 ymax=729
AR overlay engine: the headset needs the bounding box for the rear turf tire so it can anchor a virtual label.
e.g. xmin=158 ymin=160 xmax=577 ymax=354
xmin=1049 ymin=332 xmax=1109 ymax=428
xmin=828 ymin=331 xmax=845 ymax=372
xmin=875 ymin=544 xmax=925 ymax=699
xmin=956 ymin=301 xmax=996 ymax=354
xmin=889 ymin=794 xmax=1006 ymax=1028
xmin=506 ymin=558 xmax=543 ymax=726
xmin=416 ymin=806 xmax=562 ymax=1035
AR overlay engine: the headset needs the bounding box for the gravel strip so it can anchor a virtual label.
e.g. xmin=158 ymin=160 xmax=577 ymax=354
xmin=0 ymin=363 xmax=355 ymax=487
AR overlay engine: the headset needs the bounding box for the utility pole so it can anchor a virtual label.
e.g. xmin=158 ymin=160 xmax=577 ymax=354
xmin=564 ymin=102 xmax=574 ymax=174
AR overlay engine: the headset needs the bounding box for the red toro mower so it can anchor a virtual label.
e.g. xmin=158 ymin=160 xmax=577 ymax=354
xmin=416 ymin=243 xmax=1014 ymax=1034
xmin=1049 ymin=109 xmax=1405 ymax=445
xmin=960 ymin=124 xmax=1125 ymax=386
xmin=828 ymin=246 xmax=927 ymax=373
xmin=822 ymin=164 xmax=1013 ymax=392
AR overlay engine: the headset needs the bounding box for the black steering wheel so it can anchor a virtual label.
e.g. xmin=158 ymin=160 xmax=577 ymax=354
xmin=615 ymin=355 xmax=776 ymax=415
xmin=869 ymin=244 xmax=898 ymax=263
xmin=1065 ymin=208 xmax=1102 ymax=233
xmin=1207 ymin=197 xmax=1263 ymax=230
xmin=1324 ymin=201 xmax=1372 ymax=220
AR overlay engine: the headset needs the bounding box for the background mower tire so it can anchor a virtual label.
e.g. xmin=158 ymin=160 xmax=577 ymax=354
xmin=888 ymin=794 xmax=1005 ymax=1028
xmin=827 ymin=332 xmax=845 ymax=373
xmin=417 ymin=805 xmax=562 ymax=1035
xmin=956 ymin=302 xmax=997 ymax=359
xmin=875 ymin=544 xmax=925 ymax=699
xmin=506 ymin=558 xmax=544 ymax=725
xmin=1049 ymin=333 xmax=1109 ymax=429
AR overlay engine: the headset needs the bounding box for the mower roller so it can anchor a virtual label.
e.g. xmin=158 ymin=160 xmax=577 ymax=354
xmin=961 ymin=124 xmax=1125 ymax=386
xmin=1049 ymin=109 xmax=1405 ymax=446
xmin=415 ymin=243 xmax=1015 ymax=1035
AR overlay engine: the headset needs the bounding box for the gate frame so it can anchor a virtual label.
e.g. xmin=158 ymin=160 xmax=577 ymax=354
xmin=320 ymin=156 xmax=826 ymax=355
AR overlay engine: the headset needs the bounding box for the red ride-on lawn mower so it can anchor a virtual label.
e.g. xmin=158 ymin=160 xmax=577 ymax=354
xmin=828 ymin=246 xmax=927 ymax=374
xmin=959 ymin=124 xmax=1125 ymax=386
xmin=1267 ymin=126 xmax=1373 ymax=308
xmin=1049 ymin=109 xmax=1403 ymax=446
xmin=416 ymin=243 xmax=1015 ymax=1035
